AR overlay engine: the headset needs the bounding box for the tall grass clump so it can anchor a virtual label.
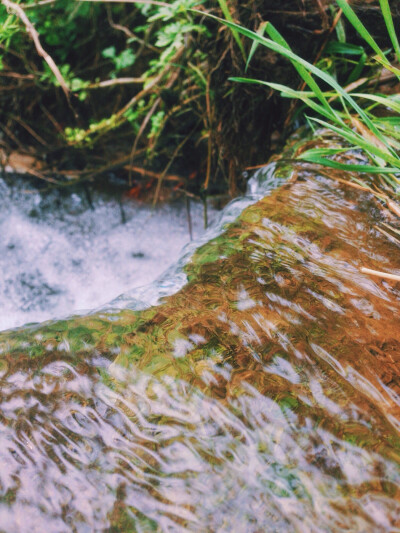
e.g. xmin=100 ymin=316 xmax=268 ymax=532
xmin=200 ymin=0 xmax=400 ymax=214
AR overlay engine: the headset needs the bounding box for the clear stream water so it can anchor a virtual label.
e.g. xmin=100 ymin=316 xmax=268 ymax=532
xmin=0 ymin=160 xmax=400 ymax=532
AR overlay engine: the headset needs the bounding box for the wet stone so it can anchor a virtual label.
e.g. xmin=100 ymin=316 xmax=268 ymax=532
xmin=0 ymin=164 xmax=399 ymax=531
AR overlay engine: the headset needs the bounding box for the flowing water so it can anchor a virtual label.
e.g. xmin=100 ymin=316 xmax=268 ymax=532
xmin=1 ymin=155 xmax=400 ymax=532
xmin=0 ymin=175 xmax=214 ymax=331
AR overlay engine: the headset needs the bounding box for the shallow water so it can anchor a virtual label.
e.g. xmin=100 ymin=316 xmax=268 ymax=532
xmin=1 ymin=162 xmax=400 ymax=532
xmin=0 ymin=175 xmax=215 ymax=330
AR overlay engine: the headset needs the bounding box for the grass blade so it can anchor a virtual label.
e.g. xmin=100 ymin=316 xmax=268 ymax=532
xmin=193 ymin=11 xmax=395 ymax=154
xmin=216 ymin=0 xmax=246 ymax=61
xmin=193 ymin=6 xmax=400 ymax=190
xmin=245 ymin=21 xmax=267 ymax=72
xmin=352 ymin=93 xmax=400 ymax=114
xmin=379 ymin=0 xmax=400 ymax=64
xmin=309 ymin=116 xmax=400 ymax=168
xmin=298 ymin=150 xmax=400 ymax=174
xmin=230 ymin=78 xmax=337 ymax=122
xmin=335 ymin=0 xmax=388 ymax=64
xmin=265 ymin=23 xmax=333 ymax=115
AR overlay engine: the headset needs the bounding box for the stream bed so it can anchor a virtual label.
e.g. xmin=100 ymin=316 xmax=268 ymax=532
xmin=0 ymin=152 xmax=400 ymax=532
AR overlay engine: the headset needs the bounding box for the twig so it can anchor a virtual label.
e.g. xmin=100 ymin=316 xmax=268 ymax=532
xmin=375 ymin=226 xmax=400 ymax=246
xmin=87 ymin=77 xmax=145 ymax=89
xmin=39 ymin=103 xmax=64 ymax=134
xmin=105 ymin=3 xmax=158 ymax=53
xmin=106 ymin=3 xmax=135 ymax=39
xmin=0 ymin=84 xmax=35 ymax=91
xmin=315 ymin=0 xmax=330 ymax=31
xmin=387 ymin=200 xmax=400 ymax=218
xmin=73 ymin=48 xmax=184 ymax=142
xmin=128 ymin=97 xmax=161 ymax=185
xmin=2 ymin=153 xmax=58 ymax=183
xmin=8 ymin=114 xmax=47 ymax=146
xmin=81 ymin=0 xmax=170 ymax=7
xmin=153 ymin=122 xmax=199 ymax=206
xmin=21 ymin=0 xmax=55 ymax=7
xmin=124 ymin=165 xmax=182 ymax=182
xmin=117 ymin=47 xmax=184 ymax=120
xmin=202 ymin=194 xmax=208 ymax=229
xmin=0 ymin=71 xmax=34 ymax=79
xmin=185 ymin=195 xmax=193 ymax=241
xmin=367 ymin=70 xmax=397 ymax=87
xmin=78 ymin=149 xmax=147 ymax=182
xmin=361 ymin=267 xmax=400 ymax=282
xmin=1 ymin=0 xmax=70 ymax=101
xmin=204 ymin=75 xmax=212 ymax=190
xmin=0 ymin=123 xmax=25 ymax=151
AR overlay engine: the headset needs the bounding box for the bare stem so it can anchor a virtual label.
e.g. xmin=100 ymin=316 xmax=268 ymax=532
xmin=1 ymin=0 xmax=70 ymax=100
xmin=87 ymin=77 xmax=145 ymax=89
xmin=80 ymin=0 xmax=170 ymax=7
xmin=361 ymin=267 xmax=400 ymax=282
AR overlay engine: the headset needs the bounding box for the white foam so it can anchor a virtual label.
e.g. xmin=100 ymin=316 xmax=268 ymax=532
xmin=0 ymin=177 xmax=216 ymax=331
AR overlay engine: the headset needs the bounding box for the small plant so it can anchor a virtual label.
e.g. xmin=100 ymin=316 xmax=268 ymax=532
xmin=0 ymin=0 xmax=208 ymax=182
xmin=101 ymin=46 xmax=136 ymax=74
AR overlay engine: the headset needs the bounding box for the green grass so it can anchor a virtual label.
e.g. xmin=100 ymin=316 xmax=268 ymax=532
xmin=195 ymin=1 xmax=400 ymax=207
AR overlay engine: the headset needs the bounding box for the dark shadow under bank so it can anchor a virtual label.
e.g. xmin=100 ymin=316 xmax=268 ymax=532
xmin=1 ymin=137 xmax=400 ymax=530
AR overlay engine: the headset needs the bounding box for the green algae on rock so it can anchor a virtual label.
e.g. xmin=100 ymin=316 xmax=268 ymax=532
xmin=1 ymin=142 xmax=400 ymax=530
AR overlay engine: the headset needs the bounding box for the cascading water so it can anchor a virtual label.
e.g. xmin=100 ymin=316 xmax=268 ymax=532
xmin=0 ymin=175 xmax=215 ymax=331
xmin=0 ymin=151 xmax=400 ymax=532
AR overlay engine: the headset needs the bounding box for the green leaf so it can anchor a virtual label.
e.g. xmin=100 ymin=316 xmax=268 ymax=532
xmin=245 ymin=21 xmax=267 ymax=72
xmin=102 ymin=46 xmax=116 ymax=59
xmin=379 ymin=0 xmax=400 ymax=64
xmin=309 ymin=116 xmax=400 ymax=168
xmin=216 ymin=0 xmax=246 ymax=61
xmin=325 ymin=41 xmax=365 ymax=56
xmin=196 ymin=12 xmax=389 ymax=141
xmin=114 ymin=48 xmax=136 ymax=70
xmin=346 ymin=51 xmax=367 ymax=85
xmin=335 ymin=0 xmax=388 ymax=65
xmin=352 ymin=93 xmax=400 ymax=114
xmin=334 ymin=10 xmax=346 ymax=43
xmin=203 ymin=12 xmax=399 ymax=158
xmin=298 ymin=150 xmax=400 ymax=174
xmin=230 ymin=78 xmax=337 ymax=123
xmin=265 ymin=22 xmax=333 ymax=116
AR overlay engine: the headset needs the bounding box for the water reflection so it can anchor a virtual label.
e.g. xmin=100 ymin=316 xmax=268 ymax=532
xmin=0 ymin=171 xmax=400 ymax=531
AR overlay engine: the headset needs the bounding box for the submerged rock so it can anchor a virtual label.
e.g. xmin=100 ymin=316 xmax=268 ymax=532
xmin=0 ymin=144 xmax=400 ymax=531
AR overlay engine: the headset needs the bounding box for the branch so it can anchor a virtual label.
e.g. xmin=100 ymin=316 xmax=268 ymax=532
xmin=361 ymin=267 xmax=400 ymax=282
xmin=116 ymin=47 xmax=184 ymax=120
xmin=1 ymin=0 xmax=70 ymax=101
xmin=87 ymin=77 xmax=145 ymax=89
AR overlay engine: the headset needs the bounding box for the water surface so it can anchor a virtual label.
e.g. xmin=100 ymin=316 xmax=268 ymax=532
xmin=1 ymin=164 xmax=400 ymax=532
xmin=0 ymin=175 xmax=213 ymax=330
